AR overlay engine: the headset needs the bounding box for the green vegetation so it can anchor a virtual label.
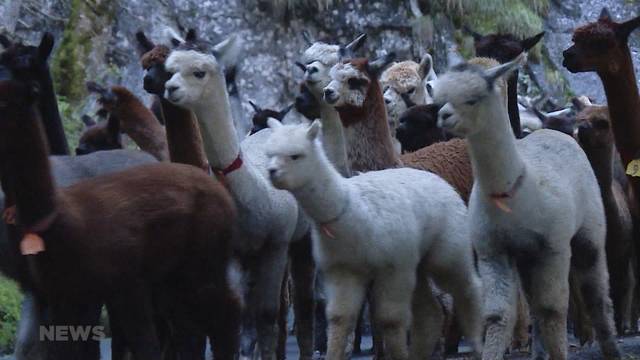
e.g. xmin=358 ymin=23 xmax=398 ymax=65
xmin=58 ymin=96 xmax=84 ymax=151
xmin=0 ymin=276 xmax=23 ymax=354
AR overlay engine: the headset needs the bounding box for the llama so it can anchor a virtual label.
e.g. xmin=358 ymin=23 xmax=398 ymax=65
xmin=249 ymin=101 xmax=294 ymax=134
xmin=136 ymin=30 xmax=209 ymax=171
xmin=264 ymin=119 xmax=483 ymax=359
xmin=0 ymin=78 xmax=241 ymax=359
xmin=395 ymin=104 xmax=454 ymax=152
xmin=432 ymin=53 xmax=620 ymax=359
xmin=563 ymin=9 xmax=640 ymax=215
xmin=164 ymin=42 xmax=316 ymax=360
xmin=86 ymin=82 xmax=169 ymax=162
xmin=380 ymin=54 xmax=437 ymax=153
xmin=468 ymin=28 xmax=545 ymax=138
xmin=0 ymin=33 xmax=69 ymax=155
xmin=574 ymin=100 xmax=636 ymax=335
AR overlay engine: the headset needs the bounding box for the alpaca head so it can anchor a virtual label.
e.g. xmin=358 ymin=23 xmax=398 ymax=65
xmin=323 ymin=52 xmax=396 ymax=108
xmin=294 ymin=82 xmax=321 ymax=120
xmin=137 ymin=31 xmax=172 ymax=96
xmin=575 ymin=99 xmax=612 ymax=150
xmin=468 ymin=28 xmax=545 ymax=64
xmin=164 ymin=36 xmax=239 ymax=108
xmin=299 ymin=33 xmax=367 ymax=97
xmin=265 ymin=119 xmax=324 ymax=190
xmin=0 ymin=33 xmax=54 ymax=83
xmin=433 ymin=54 xmax=525 ymax=137
xmin=0 ymin=79 xmax=40 ymax=150
xmin=249 ymin=101 xmax=293 ymax=134
xmin=380 ymin=54 xmax=437 ymax=133
xmin=563 ymin=9 xmax=640 ymax=74
xmin=76 ymin=112 xmax=122 ymax=155
xmin=395 ymin=104 xmax=447 ymax=152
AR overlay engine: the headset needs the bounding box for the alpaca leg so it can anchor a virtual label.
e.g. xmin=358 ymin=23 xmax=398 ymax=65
xmin=276 ymin=268 xmax=289 ymax=360
xmin=324 ymin=271 xmax=367 ymax=360
xmin=210 ymin=286 xmax=243 ymax=360
xmin=14 ymin=293 xmax=47 ymax=360
xmin=408 ymin=275 xmax=444 ymax=360
xmin=572 ymin=234 xmax=621 ymax=359
xmin=371 ymin=271 xmax=415 ymax=360
xmin=314 ymin=271 xmax=328 ymax=354
xmin=511 ymin=285 xmax=531 ymax=351
xmin=45 ymin=302 xmax=102 ymax=360
xmin=255 ymin=242 xmax=289 ymax=360
xmin=476 ymin=254 xmax=518 ymax=360
xmin=289 ymin=232 xmax=316 ymax=360
xmin=521 ymin=252 xmax=570 ymax=360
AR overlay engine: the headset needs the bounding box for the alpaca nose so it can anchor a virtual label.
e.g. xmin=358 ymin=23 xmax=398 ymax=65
xmin=324 ymin=88 xmax=337 ymax=104
xmin=384 ymin=97 xmax=391 ymax=105
xmin=307 ymin=66 xmax=318 ymax=74
xmin=268 ymin=168 xmax=278 ymax=179
xmin=441 ymin=112 xmax=451 ymax=121
xmin=166 ymin=85 xmax=178 ymax=95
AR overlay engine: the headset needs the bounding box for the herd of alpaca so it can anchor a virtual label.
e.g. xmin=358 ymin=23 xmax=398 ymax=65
xmin=2 ymin=6 xmax=640 ymax=360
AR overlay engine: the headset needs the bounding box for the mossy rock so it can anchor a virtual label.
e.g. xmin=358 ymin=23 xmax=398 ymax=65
xmin=0 ymin=276 xmax=23 ymax=354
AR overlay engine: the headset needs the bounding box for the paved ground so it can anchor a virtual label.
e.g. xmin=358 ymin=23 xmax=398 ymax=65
xmin=3 ymin=334 xmax=640 ymax=359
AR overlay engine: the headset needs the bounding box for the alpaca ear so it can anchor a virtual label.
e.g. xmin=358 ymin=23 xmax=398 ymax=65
xmin=249 ymin=100 xmax=261 ymax=113
xmin=307 ymin=119 xmax=321 ymax=140
xmin=0 ymin=33 xmax=11 ymax=49
xmin=171 ymin=38 xmax=182 ymax=47
xmin=81 ymin=115 xmax=96 ymax=127
xmin=302 ymin=30 xmax=314 ymax=46
xmin=599 ymin=8 xmax=612 ymax=21
xmin=368 ymin=52 xmax=396 ymax=77
xmin=345 ymin=33 xmax=367 ymax=53
xmin=267 ymin=117 xmax=283 ymax=129
xmin=212 ymin=35 xmax=242 ymax=70
xmin=617 ymin=15 xmax=640 ymax=40
xmin=185 ymin=29 xmax=197 ymax=43
xmin=295 ymin=61 xmax=307 ymax=72
xmin=531 ymin=107 xmax=549 ymax=123
xmin=135 ymin=31 xmax=155 ymax=55
xmin=484 ymin=52 xmax=526 ymax=86
xmin=418 ymin=53 xmax=434 ymax=80
xmin=572 ymin=96 xmax=592 ymax=112
xmin=38 ymin=32 xmax=55 ymax=60
xmin=86 ymin=81 xmax=109 ymax=97
xmin=463 ymin=25 xmax=484 ymax=42
xmin=521 ymin=31 xmax=545 ymax=52
xmin=279 ymin=104 xmax=294 ymax=119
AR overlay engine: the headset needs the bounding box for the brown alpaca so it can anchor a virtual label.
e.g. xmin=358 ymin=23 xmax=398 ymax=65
xmin=575 ymin=101 xmax=636 ymax=335
xmin=136 ymin=32 xmax=208 ymax=170
xmin=76 ymin=110 xmax=122 ymax=155
xmin=563 ymin=9 xmax=640 ymax=198
xmin=0 ymin=79 xmax=241 ymax=360
xmin=86 ymin=82 xmax=169 ymax=162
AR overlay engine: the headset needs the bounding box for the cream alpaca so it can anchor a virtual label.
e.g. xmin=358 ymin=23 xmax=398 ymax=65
xmin=164 ymin=42 xmax=315 ymax=360
xmin=265 ymin=119 xmax=483 ymax=360
xmin=381 ymin=54 xmax=437 ymax=153
xmin=433 ymin=54 xmax=621 ymax=360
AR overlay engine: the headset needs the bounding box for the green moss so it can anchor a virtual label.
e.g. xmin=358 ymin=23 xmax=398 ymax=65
xmin=51 ymin=0 xmax=87 ymax=103
xmin=58 ymin=96 xmax=84 ymax=151
xmin=0 ymin=276 xmax=23 ymax=354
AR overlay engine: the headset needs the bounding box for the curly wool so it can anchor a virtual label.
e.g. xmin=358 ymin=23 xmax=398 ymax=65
xmin=380 ymin=61 xmax=421 ymax=93
xmin=140 ymin=45 xmax=171 ymax=69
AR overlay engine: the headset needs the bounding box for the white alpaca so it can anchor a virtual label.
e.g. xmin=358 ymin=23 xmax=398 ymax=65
xmin=264 ymin=119 xmax=483 ymax=360
xmin=433 ymin=54 xmax=621 ymax=360
xmin=164 ymin=41 xmax=315 ymax=360
xmin=299 ymin=33 xmax=366 ymax=176
xmin=381 ymin=54 xmax=437 ymax=153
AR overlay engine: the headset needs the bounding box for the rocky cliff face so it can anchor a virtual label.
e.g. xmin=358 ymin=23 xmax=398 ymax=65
xmin=0 ymin=0 xmax=637 ymax=148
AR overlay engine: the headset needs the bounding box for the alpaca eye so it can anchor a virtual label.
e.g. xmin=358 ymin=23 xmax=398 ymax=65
xmin=465 ymin=99 xmax=477 ymax=106
xmin=406 ymin=87 xmax=416 ymax=95
xmin=193 ymin=71 xmax=206 ymax=79
xmin=290 ymin=154 xmax=303 ymax=160
xmin=347 ymin=78 xmax=367 ymax=89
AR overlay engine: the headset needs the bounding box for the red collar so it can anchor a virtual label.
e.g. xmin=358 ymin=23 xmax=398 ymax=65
xmin=212 ymin=153 xmax=243 ymax=184
xmin=488 ymin=170 xmax=526 ymax=213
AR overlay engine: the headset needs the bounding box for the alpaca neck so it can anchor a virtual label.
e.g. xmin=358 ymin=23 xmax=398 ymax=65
xmin=319 ymin=102 xmax=351 ymax=177
xmin=161 ymin=98 xmax=208 ymax=169
xmin=114 ymin=103 xmax=168 ymax=162
xmin=2 ymin=104 xmax=57 ymax=229
xmin=466 ymin=95 xmax=525 ymax=196
xmin=290 ymin=151 xmax=349 ymax=224
xmin=583 ymin=144 xmax=614 ymax=195
xmin=337 ymin=78 xmax=401 ymax=172
xmin=598 ymin=50 xmax=640 ymax=167
xmin=37 ymin=66 xmax=69 ymax=155
xmin=507 ymin=71 xmax=522 ymax=138
xmin=192 ymin=71 xmax=241 ymax=170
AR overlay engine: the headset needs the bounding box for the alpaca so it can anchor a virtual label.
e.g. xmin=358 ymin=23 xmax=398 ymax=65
xmin=395 ymin=104 xmax=454 ymax=152
xmin=76 ymin=110 xmax=123 ymax=155
xmin=574 ymin=100 xmax=636 ymax=335
xmin=432 ymin=53 xmax=620 ymax=359
xmin=249 ymin=101 xmax=294 ymax=134
xmin=295 ymin=82 xmax=321 ymax=121
xmin=468 ymin=28 xmax=545 ymax=138
xmin=0 ymin=33 xmax=69 ymax=155
xmin=264 ymin=119 xmax=483 ymax=359
xmin=164 ymin=42 xmax=316 ymax=360
xmin=563 ymin=9 xmax=640 ymax=218
xmin=0 ymin=79 xmax=241 ymax=359
xmin=534 ymin=107 xmax=576 ymax=137
xmin=136 ymin=31 xmax=209 ymax=171
xmin=380 ymin=54 xmax=437 ymax=153
xmin=86 ymin=82 xmax=169 ymax=162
